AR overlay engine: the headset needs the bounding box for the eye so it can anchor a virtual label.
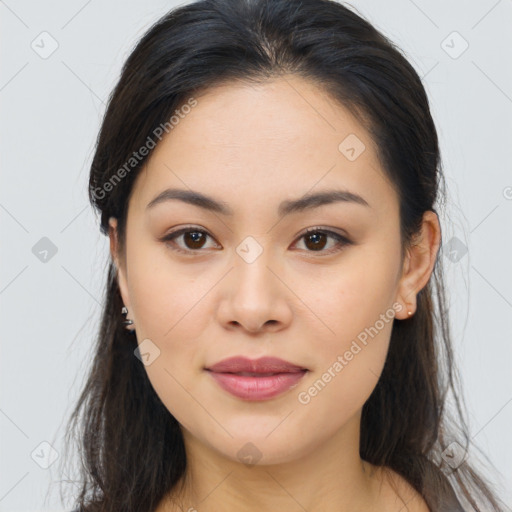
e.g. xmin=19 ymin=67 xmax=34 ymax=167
xmin=292 ymin=227 xmax=352 ymax=255
xmin=161 ymin=226 xmax=219 ymax=256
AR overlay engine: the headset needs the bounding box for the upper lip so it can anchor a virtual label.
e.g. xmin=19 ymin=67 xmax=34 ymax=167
xmin=205 ymin=356 xmax=307 ymax=373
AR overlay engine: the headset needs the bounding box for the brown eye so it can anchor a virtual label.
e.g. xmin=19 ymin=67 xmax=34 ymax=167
xmin=162 ymin=227 xmax=219 ymax=255
xmin=182 ymin=231 xmax=207 ymax=249
xmin=294 ymin=228 xmax=352 ymax=255
xmin=304 ymin=231 xmax=328 ymax=251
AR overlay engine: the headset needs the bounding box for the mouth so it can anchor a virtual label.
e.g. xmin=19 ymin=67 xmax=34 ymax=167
xmin=205 ymin=358 xmax=309 ymax=401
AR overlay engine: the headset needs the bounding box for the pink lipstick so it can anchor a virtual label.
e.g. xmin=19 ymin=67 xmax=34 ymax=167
xmin=205 ymin=356 xmax=308 ymax=401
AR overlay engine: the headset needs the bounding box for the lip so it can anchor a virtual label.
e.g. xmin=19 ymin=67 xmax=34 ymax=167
xmin=205 ymin=356 xmax=308 ymax=401
xmin=206 ymin=356 xmax=307 ymax=374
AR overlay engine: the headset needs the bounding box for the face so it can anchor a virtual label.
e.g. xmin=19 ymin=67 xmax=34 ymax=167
xmin=109 ymin=75 xmax=434 ymax=466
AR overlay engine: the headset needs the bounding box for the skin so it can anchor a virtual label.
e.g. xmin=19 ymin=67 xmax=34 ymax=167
xmin=109 ymin=75 xmax=440 ymax=511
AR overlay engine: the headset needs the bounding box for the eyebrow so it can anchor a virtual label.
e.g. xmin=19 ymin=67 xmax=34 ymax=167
xmin=145 ymin=187 xmax=371 ymax=216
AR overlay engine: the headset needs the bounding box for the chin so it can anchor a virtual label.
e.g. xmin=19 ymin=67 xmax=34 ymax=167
xmin=203 ymin=428 xmax=316 ymax=468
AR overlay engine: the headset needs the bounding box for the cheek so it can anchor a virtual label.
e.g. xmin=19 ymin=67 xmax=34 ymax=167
xmin=125 ymin=248 xmax=214 ymax=400
xmin=126 ymin=254 xmax=210 ymax=427
xmin=127 ymin=245 xmax=212 ymax=341
xmin=299 ymin=250 xmax=399 ymax=347
xmin=292 ymin=248 xmax=399 ymax=409
xmin=292 ymin=311 xmax=393 ymax=445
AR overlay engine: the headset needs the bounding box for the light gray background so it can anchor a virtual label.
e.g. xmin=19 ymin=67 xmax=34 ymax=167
xmin=1 ymin=0 xmax=511 ymax=510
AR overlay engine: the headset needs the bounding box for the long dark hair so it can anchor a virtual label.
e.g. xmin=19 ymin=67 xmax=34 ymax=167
xmin=60 ymin=0 xmax=508 ymax=510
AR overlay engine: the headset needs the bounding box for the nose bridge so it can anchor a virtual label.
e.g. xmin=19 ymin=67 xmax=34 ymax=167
xmin=219 ymin=233 xmax=289 ymax=331
xmin=232 ymin=233 xmax=276 ymax=294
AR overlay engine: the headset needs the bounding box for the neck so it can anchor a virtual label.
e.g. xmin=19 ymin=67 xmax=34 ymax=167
xmin=162 ymin=411 xmax=383 ymax=512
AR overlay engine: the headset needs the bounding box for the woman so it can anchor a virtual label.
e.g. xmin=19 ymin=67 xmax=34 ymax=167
xmin=62 ymin=0 xmax=508 ymax=510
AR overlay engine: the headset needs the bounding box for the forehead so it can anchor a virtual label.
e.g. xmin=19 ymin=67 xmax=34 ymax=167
xmin=130 ymin=75 xmax=397 ymax=218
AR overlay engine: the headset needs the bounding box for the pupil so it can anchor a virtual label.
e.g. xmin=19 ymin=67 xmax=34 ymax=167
xmin=307 ymin=232 xmax=326 ymax=251
xmin=185 ymin=232 xmax=204 ymax=248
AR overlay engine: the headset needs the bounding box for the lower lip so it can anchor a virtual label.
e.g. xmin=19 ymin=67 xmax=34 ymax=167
xmin=206 ymin=370 xmax=308 ymax=400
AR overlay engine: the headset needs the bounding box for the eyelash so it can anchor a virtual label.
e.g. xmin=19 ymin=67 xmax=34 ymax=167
xmin=160 ymin=225 xmax=352 ymax=257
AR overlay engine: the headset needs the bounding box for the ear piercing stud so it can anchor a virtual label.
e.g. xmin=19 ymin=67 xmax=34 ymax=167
xmin=121 ymin=306 xmax=136 ymax=332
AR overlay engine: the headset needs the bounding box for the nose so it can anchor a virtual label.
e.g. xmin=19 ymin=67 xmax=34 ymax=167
xmin=216 ymin=243 xmax=293 ymax=334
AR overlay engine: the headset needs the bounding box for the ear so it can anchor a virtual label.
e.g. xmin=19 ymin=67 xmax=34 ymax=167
xmin=394 ymin=210 xmax=441 ymax=320
xmin=108 ymin=217 xmax=131 ymax=310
